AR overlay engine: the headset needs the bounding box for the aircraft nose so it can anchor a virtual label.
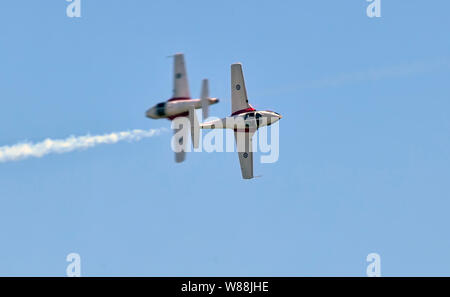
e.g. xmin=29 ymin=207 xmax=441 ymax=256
xmin=209 ymin=97 xmax=220 ymax=104
xmin=272 ymin=112 xmax=282 ymax=120
xmin=145 ymin=107 xmax=155 ymax=118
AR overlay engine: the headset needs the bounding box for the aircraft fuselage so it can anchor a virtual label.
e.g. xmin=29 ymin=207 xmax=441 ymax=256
xmin=146 ymin=97 xmax=219 ymax=120
xmin=200 ymin=109 xmax=282 ymax=131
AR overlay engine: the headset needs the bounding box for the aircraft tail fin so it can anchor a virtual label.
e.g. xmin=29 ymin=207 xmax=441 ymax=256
xmin=188 ymin=106 xmax=200 ymax=149
xmin=201 ymin=79 xmax=209 ymax=119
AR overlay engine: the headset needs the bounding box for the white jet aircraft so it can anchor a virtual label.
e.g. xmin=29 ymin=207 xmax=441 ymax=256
xmin=146 ymin=53 xmax=219 ymax=163
xmin=190 ymin=63 xmax=282 ymax=179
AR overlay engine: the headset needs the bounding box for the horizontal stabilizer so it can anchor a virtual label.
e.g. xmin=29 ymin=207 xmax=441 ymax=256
xmin=201 ymin=79 xmax=209 ymax=119
xmin=189 ymin=106 xmax=199 ymax=149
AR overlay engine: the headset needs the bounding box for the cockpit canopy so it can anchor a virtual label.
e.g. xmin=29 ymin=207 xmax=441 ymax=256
xmin=244 ymin=112 xmax=262 ymax=120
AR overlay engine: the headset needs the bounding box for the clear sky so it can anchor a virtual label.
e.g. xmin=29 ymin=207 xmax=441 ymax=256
xmin=0 ymin=1 xmax=449 ymax=276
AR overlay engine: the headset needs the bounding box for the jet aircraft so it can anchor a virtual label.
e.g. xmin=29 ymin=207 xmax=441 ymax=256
xmin=190 ymin=63 xmax=282 ymax=179
xmin=146 ymin=53 xmax=219 ymax=162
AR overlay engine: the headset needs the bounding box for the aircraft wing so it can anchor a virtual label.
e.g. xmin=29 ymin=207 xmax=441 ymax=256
xmin=173 ymin=53 xmax=190 ymax=98
xmin=234 ymin=130 xmax=255 ymax=179
xmin=231 ymin=63 xmax=250 ymax=114
xmin=173 ymin=125 xmax=188 ymax=163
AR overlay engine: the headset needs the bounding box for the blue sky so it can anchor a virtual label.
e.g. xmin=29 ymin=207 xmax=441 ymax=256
xmin=0 ymin=1 xmax=449 ymax=276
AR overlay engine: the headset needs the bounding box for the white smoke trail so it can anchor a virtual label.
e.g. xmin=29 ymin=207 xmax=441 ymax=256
xmin=0 ymin=128 xmax=165 ymax=163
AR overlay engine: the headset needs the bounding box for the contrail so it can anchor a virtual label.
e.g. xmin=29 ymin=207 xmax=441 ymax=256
xmin=256 ymin=57 xmax=450 ymax=97
xmin=0 ymin=128 xmax=165 ymax=163
xmin=296 ymin=57 xmax=450 ymax=89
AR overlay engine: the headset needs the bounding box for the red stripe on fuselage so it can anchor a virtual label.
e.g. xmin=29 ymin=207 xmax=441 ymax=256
xmin=168 ymin=97 xmax=191 ymax=102
xmin=231 ymin=107 xmax=256 ymax=116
